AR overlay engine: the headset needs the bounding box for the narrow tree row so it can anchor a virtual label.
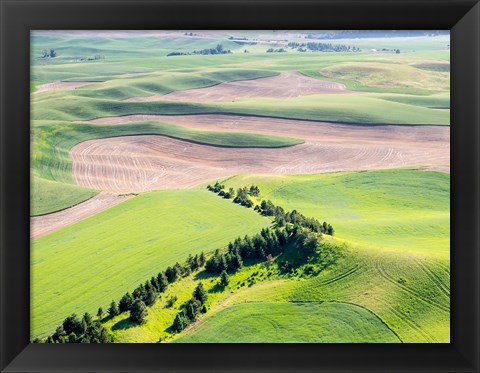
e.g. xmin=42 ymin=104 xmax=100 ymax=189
xmin=287 ymin=42 xmax=361 ymax=52
xmin=207 ymin=181 xmax=261 ymax=208
xmin=256 ymin=200 xmax=334 ymax=235
xmin=205 ymin=222 xmax=323 ymax=275
xmin=37 ymin=251 xmax=207 ymax=343
xmin=207 ymin=183 xmax=334 ymax=236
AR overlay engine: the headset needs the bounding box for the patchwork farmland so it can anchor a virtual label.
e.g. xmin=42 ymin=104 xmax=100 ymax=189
xmin=30 ymin=30 xmax=450 ymax=343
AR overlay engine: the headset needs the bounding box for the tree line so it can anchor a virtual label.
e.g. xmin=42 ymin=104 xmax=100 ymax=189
xmin=207 ymin=182 xmax=334 ymax=235
xmin=167 ymin=44 xmax=232 ymax=57
xmin=36 ymin=252 xmax=207 ymax=343
xmin=287 ymin=42 xmax=361 ymax=52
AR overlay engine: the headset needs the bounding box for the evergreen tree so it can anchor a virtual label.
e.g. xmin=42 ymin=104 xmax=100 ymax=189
xmin=130 ymin=299 xmax=148 ymax=324
xmin=97 ymin=307 xmax=104 ymax=319
xmin=219 ymin=270 xmax=230 ymax=287
xmin=108 ymin=300 xmax=119 ymax=317
xmin=119 ymin=293 xmax=134 ymax=313
xmin=132 ymin=284 xmax=146 ymax=300
xmin=62 ymin=314 xmax=83 ymax=335
xmin=173 ymin=313 xmax=186 ymax=332
xmin=144 ymin=287 xmax=157 ymax=306
xmin=156 ymin=272 xmax=169 ymax=292
xmin=193 ymin=282 xmax=208 ymax=304
xmin=185 ymin=298 xmax=202 ymax=321
xmin=150 ymin=276 xmax=158 ymax=292
xmin=99 ymin=328 xmax=111 ymax=343
xmin=82 ymin=312 xmax=93 ymax=326
xmin=68 ymin=333 xmax=77 ymax=343
xmin=199 ymin=252 xmax=206 ymax=266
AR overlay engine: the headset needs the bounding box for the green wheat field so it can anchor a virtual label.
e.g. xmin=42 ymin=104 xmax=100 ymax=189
xmin=30 ymin=30 xmax=450 ymax=343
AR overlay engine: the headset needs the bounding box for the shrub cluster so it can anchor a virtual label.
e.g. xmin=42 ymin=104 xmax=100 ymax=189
xmin=172 ymin=283 xmax=208 ymax=332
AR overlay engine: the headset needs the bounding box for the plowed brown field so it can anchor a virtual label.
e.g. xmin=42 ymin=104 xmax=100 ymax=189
xmin=72 ymin=115 xmax=449 ymax=193
xmin=32 ymin=81 xmax=95 ymax=95
xmin=124 ymin=72 xmax=348 ymax=102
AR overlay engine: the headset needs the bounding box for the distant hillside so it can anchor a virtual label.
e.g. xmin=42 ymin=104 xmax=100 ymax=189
xmin=304 ymin=30 xmax=449 ymax=39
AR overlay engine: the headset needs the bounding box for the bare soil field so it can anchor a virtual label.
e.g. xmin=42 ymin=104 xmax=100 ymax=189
xmin=71 ymin=115 xmax=449 ymax=193
xmin=32 ymin=81 xmax=96 ymax=95
xmin=124 ymin=72 xmax=348 ymax=103
xmin=31 ymin=192 xmax=133 ymax=239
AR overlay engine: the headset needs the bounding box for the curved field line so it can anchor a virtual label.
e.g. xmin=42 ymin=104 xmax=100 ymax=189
xmin=322 ymin=300 xmax=404 ymax=343
xmin=187 ymin=300 xmax=403 ymax=343
xmin=374 ymin=258 xmax=449 ymax=313
xmin=414 ymin=259 xmax=450 ymax=298
xmin=381 ymin=302 xmax=436 ymax=343
xmin=318 ymin=265 xmax=360 ymax=286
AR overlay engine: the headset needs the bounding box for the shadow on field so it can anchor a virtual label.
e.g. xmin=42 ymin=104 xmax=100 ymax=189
xmin=208 ymin=283 xmax=224 ymax=294
xmin=193 ymin=270 xmax=217 ymax=281
xmin=112 ymin=318 xmax=136 ymax=331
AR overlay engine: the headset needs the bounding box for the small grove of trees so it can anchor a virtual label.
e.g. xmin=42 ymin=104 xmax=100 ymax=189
xmin=207 ymin=181 xmax=225 ymax=193
xmin=172 ymin=283 xmax=208 ymax=332
xmin=207 ymin=182 xmax=261 ymax=207
xmin=167 ymin=44 xmax=232 ymax=57
xmin=193 ymin=44 xmax=232 ymax=55
xmin=287 ymin=42 xmax=360 ymax=53
xmin=255 ymin=200 xmax=334 ymax=236
xmin=41 ymin=49 xmax=57 ymax=58
xmin=266 ymin=48 xmax=287 ymax=53
xmin=41 ymin=312 xmax=111 ymax=343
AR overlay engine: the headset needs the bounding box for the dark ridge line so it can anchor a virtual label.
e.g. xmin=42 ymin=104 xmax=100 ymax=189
xmin=30 ymin=190 xmax=101 ymax=218
xmin=30 ymin=191 xmax=136 ymax=219
xmin=84 ymin=111 xmax=450 ymax=128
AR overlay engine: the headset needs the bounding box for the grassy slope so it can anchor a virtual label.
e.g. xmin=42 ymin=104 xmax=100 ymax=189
xmin=30 ymin=81 xmax=40 ymax=92
xmin=319 ymin=62 xmax=449 ymax=93
xmin=31 ymin=173 xmax=98 ymax=215
xmin=106 ymin=169 xmax=449 ymax=343
xmin=222 ymin=169 xmax=449 ymax=255
xmin=31 ymin=189 xmax=271 ymax=338
xmin=30 ymin=35 xmax=450 ymax=342
xmin=174 ymin=302 xmax=401 ymax=343
xmin=76 ymin=69 xmax=279 ymax=100
xmin=33 ymin=91 xmax=450 ymax=125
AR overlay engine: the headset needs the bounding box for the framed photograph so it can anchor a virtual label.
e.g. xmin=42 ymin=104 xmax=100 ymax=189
xmin=1 ymin=0 xmax=479 ymax=372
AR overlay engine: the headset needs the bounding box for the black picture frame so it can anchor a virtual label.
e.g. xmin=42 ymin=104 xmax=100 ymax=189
xmin=1 ymin=0 xmax=479 ymax=372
